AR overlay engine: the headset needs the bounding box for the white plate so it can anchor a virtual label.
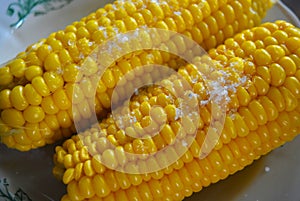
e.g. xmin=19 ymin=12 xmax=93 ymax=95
xmin=0 ymin=1 xmax=300 ymax=201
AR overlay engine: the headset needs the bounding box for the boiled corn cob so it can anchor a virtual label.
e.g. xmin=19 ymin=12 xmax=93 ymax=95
xmin=0 ymin=0 xmax=273 ymax=151
xmin=53 ymin=20 xmax=300 ymax=201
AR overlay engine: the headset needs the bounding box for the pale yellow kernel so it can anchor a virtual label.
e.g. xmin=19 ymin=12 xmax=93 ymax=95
xmin=150 ymin=106 xmax=167 ymax=125
xmin=102 ymin=149 xmax=118 ymax=169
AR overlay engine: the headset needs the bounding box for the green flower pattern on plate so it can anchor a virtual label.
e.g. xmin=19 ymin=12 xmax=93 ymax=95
xmin=0 ymin=178 xmax=32 ymax=201
xmin=6 ymin=0 xmax=74 ymax=28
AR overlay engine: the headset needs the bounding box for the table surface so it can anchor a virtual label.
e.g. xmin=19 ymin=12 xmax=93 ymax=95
xmin=282 ymin=0 xmax=300 ymax=17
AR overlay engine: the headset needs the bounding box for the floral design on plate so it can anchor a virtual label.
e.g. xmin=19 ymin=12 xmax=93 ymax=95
xmin=6 ymin=0 xmax=74 ymax=28
xmin=0 ymin=178 xmax=31 ymax=201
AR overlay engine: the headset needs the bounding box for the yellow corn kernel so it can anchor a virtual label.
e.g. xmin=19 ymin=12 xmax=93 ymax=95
xmin=43 ymin=72 xmax=64 ymax=92
xmin=253 ymin=49 xmax=272 ymax=66
xmin=32 ymin=76 xmax=51 ymax=97
xmin=278 ymin=56 xmax=297 ymax=76
xmin=53 ymin=89 xmax=71 ymax=110
xmin=10 ymin=86 xmax=28 ymax=111
xmin=266 ymin=45 xmax=285 ymax=61
xmin=0 ymin=89 xmax=12 ymax=109
xmin=1 ymin=109 xmax=25 ymax=127
xmin=23 ymin=106 xmax=45 ymax=123
xmin=41 ymin=96 xmax=59 ymax=115
xmin=23 ymin=84 xmax=42 ymax=106
xmin=0 ymin=67 xmax=13 ymax=86
xmin=9 ymin=58 xmax=26 ymax=78
xmin=24 ymin=65 xmax=43 ymax=81
xmin=44 ymin=52 xmax=61 ymax=71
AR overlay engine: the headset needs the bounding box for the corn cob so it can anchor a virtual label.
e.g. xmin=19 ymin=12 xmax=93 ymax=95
xmin=52 ymin=20 xmax=300 ymax=201
xmin=0 ymin=0 xmax=273 ymax=151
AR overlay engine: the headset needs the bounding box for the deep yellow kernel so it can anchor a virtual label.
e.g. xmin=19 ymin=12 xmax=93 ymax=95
xmin=1 ymin=109 xmax=25 ymax=127
xmin=24 ymin=84 xmax=42 ymax=106
xmin=44 ymin=52 xmax=61 ymax=71
xmin=43 ymin=71 xmax=64 ymax=92
xmin=23 ymin=106 xmax=45 ymax=123
xmin=0 ymin=89 xmax=12 ymax=109
xmin=266 ymin=45 xmax=285 ymax=61
xmin=24 ymin=65 xmax=43 ymax=81
xmin=0 ymin=67 xmax=13 ymax=86
xmin=10 ymin=86 xmax=29 ymax=111
xmin=9 ymin=59 xmax=26 ymax=78
xmin=269 ymin=63 xmax=286 ymax=86
xmin=253 ymin=49 xmax=272 ymax=66
xmin=278 ymin=56 xmax=297 ymax=76
xmin=41 ymin=96 xmax=59 ymax=115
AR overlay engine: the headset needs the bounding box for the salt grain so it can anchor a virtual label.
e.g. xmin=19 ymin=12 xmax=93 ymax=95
xmin=265 ymin=166 xmax=271 ymax=172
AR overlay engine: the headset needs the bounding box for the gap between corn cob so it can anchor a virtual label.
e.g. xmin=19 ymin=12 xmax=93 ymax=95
xmin=0 ymin=0 xmax=273 ymax=151
xmin=53 ymin=20 xmax=300 ymax=201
